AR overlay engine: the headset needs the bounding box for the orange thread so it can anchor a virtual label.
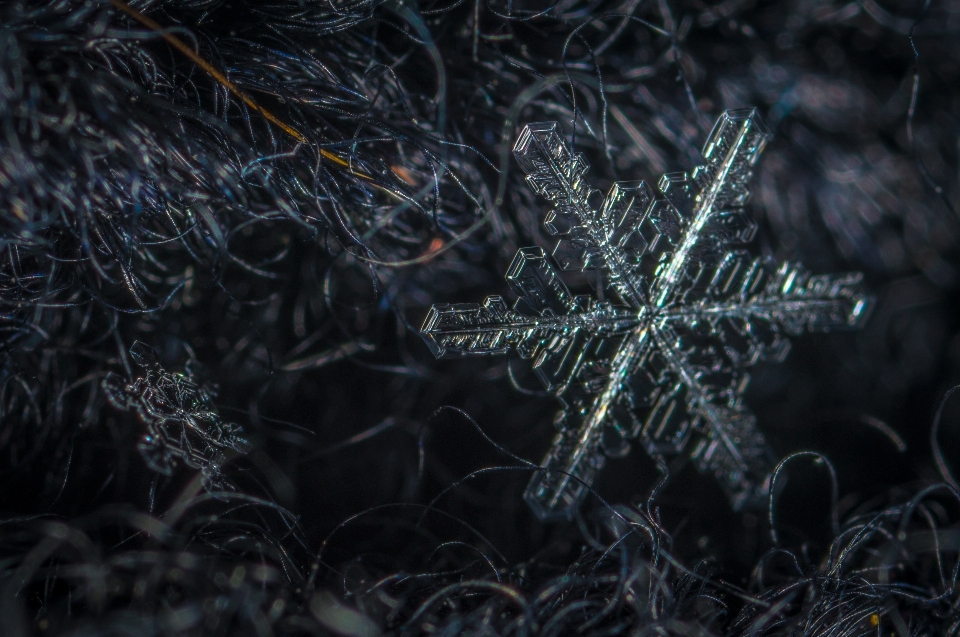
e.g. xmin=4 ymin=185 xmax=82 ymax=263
xmin=109 ymin=0 xmax=365 ymax=175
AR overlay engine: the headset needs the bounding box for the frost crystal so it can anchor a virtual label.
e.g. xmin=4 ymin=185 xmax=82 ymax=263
xmin=103 ymin=342 xmax=251 ymax=488
xmin=421 ymin=109 xmax=871 ymax=520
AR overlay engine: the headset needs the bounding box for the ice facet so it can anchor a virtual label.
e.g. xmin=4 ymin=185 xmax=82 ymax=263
xmin=421 ymin=109 xmax=872 ymax=520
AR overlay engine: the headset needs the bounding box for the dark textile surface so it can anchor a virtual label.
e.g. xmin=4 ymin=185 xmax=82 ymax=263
xmin=2 ymin=0 xmax=960 ymax=634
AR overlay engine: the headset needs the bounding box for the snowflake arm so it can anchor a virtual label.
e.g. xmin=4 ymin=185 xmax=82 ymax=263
xmin=514 ymin=123 xmax=649 ymax=308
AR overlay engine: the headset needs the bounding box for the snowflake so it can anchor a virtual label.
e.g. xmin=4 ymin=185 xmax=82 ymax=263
xmin=103 ymin=341 xmax=251 ymax=488
xmin=421 ymin=109 xmax=871 ymax=520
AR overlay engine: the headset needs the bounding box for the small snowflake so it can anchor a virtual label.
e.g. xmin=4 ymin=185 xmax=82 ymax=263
xmin=421 ymin=109 xmax=871 ymax=520
xmin=103 ymin=341 xmax=251 ymax=488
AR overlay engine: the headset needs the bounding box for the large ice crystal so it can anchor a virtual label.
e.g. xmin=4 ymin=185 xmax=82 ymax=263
xmin=421 ymin=109 xmax=871 ymax=520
